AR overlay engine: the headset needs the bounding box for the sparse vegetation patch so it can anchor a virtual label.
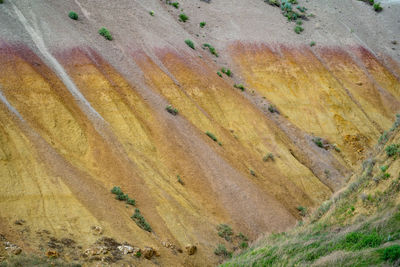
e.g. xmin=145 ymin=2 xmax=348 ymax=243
xmin=166 ymin=105 xmax=178 ymax=115
xmin=68 ymin=11 xmax=78 ymax=20
xmin=179 ymin=13 xmax=189 ymax=22
xmin=99 ymin=27 xmax=112 ymax=40
xmin=202 ymin=43 xmax=218 ymax=57
xmin=185 ymin=39 xmax=195 ymax=49
xmin=131 ymin=208 xmax=152 ymax=232
xmin=234 ymin=84 xmax=245 ymax=91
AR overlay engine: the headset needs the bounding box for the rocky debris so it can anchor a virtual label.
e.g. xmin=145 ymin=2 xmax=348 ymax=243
xmin=161 ymin=240 xmax=177 ymax=250
xmin=91 ymin=225 xmax=103 ymax=235
xmin=45 ymin=250 xmax=59 ymax=258
xmin=185 ymin=244 xmax=197 ymax=255
xmin=93 ymin=237 xmax=122 ymax=262
xmin=142 ymin=247 xmax=155 ymax=259
xmin=4 ymin=241 xmax=22 ymax=255
xmin=117 ymin=245 xmax=134 ymax=255
xmin=82 ymin=246 xmax=108 ymax=257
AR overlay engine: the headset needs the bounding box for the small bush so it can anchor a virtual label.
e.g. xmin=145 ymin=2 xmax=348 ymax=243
xmin=166 ymin=105 xmax=178 ymax=115
xmin=0 ymin=0 xmax=3 ymax=4
xmin=294 ymin=25 xmax=304 ymax=34
xmin=68 ymin=11 xmax=78 ymax=20
xmin=312 ymin=137 xmax=324 ymax=148
xmin=126 ymin=198 xmax=136 ymax=206
xmin=237 ymin=233 xmax=248 ymax=242
xmin=116 ymin=193 xmax=129 ymax=201
xmin=111 ymin=186 xmax=123 ymax=195
xmin=310 ymin=41 xmax=316 ymax=47
xmin=170 ymin=2 xmax=179 ymax=8
xmin=239 ymin=242 xmax=249 ymax=249
xmin=177 ymin=175 xmax=184 ymax=185
xmin=179 ymin=13 xmax=189 ymax=22
xmin=380 ymin=244 xmax=400 ymax=262
xmin=297 ymin=206 xmax=307 ymax=216
xmin=263 ymin=153 xmax=274 ymax=162
xmin=217 ymin=224 xmax=233 ymax=241
xmin=185 ymin=39 xmax=195 ymax=49
xmin=217 ymin=72 xmax=222 ymax=77
xmin=234 ymin=84 xmax=245 ymax=91
xmin=131 ymin=208 xmax=152 ymax=232
xmin=385 ymin=144 xmax=399 ymax=157
xmin=373 ymin=2 xmax=382 ymax=12
xmin=99 ymin=27 xmax=112 ymax=40
xmin=202 ymin=43 xmax=218 ymax=57
xmin=221 ymin=68 xmax=232 ymax=77
xmin=268 ymin=105 xmax=278 ymax=113
xmin=149 ymin=10 xmax=155 ymax=16
xmin=206 ymin=131 xmax=218 ymax=142
xmin=268 ymin=0 xmax=280 ymax=7
xmin=200 ymin=21 xmax=206 ymax=28
xmin=297 ymin=6 xmax=307 ymax=12
xmin=214 ymin=244 xmax=232 ymax=258
xmin=250 ymin=169 xmax=256 ymax=176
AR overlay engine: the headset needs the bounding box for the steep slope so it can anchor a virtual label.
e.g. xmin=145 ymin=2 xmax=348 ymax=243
xmin=0 ymin=0 xmax=399 ymax=266
xmin=223 ymin=116 xmax=400 ymax=266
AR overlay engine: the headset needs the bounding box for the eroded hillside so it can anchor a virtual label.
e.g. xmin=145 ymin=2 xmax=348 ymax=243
xmin=0 ymin=0 xmax=399 ymax=266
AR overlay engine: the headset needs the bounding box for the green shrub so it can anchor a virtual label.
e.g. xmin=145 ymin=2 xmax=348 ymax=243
xmin=234 ymin=84 xmax=245 ymax=91
xmin=385 ymin=144 xmax=399 ymax=157
xmin=217 ymin=224 xmax=233 ymax=241
xmin=131 ymin=208 xmax=152 ymax=232
xmin=166 ymin=105 xmax=178 ymax=115
xmin=310 ymin=41 xmax=316 ymax=47
xmin=171 ymin=2 xmax=179 ymax=8
xmin=200 ymin=21 xmax=206 ymax=28
xmin=237 ymin=232 xmax=249 ymax=241
xmin=380 ymin=244 xmax=400 ymax=262
xmin=185 ymin=39 xmax=195 ymax=49
xmin=294 ymin=25 xmax=304 ymax=34
xmin=206 ymin=131 xmax=218 ymax=142
xmin=99 ymin=27 xmax=112 ymax=40
xmin=0 ymin=0 xmax=3 ymax=4
xmin=312 ymin=137 xmax=324 ymax=148
xmin=126 ymin=198 xmax=136 ymax=206
xmin=239 ymin=242 xmax=249 ymax=249
xmin=268 ymin=0 xmax=280 ymax=7
xmin=250 ymin=169 xmax=256 ymax=176
xmin=221 ymin=68 xmax=232 ymax=77
xmin=297 ymin=6 xmax=307 ymax=12
xmin=149 ymin=10 xmax=155 ymax=16
xmin=179 ymin=13 xmax=189 ymax=22
xmin=177 ymin=175 xmax=184 ymax=185
xmin=373 ymin=2 xmax=382 ymax=12
xmin=297 ymin=206 xmax=307 ymax=216
xmin=68 ymin=11 xmax=78 ymax=20
xmin=202 ymin=43 xmax=218 ymax=57
xmin=268 ymin=105 xmax=278 ymax=113
xmin=116 ymin=193 xmax=129 ymax=201
xmin=214 ymin=244 xmax=232 ymax=258
xmin=111 ymin=186 xmax=123 ymax=195
xmin=217 ymin=72 xmax=222 ymax=77
xmin=263 ymin=153 xmax=274 ymax=162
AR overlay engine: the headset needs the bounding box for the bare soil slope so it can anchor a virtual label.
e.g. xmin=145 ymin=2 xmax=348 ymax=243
xmin=0 ymin=0 xmax=399 ymax=266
